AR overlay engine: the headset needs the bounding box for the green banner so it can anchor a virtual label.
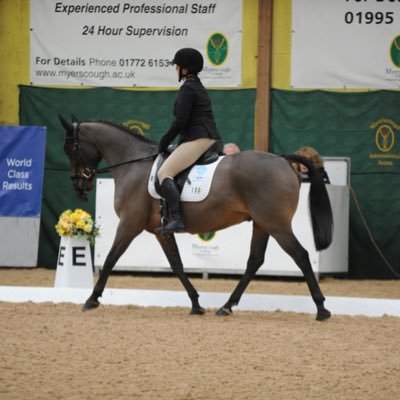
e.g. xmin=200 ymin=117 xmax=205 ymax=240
xmin=19 ymin=85 xmax=255 ymax=267
xmin=270 ymin=89 xmax=400 ymax=278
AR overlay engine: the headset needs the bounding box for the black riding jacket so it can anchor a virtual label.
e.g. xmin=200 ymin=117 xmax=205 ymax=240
xmin=161 ymin=75 xmax=221 ymax=146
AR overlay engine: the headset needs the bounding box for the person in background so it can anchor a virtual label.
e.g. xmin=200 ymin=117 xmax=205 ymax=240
xmin=294 ymin=146 xmax=330 ymax=184
xmin=156 ymin=48 xmax=223 ymax=233
xmin=223 ymin=142 xmax=240 ymax=155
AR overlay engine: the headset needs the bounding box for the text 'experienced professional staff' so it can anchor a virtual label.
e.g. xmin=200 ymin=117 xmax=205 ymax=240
xmin=54 ymin=2 xmax=217 ymax=15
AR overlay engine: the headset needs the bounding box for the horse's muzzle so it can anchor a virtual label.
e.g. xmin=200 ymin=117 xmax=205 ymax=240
xmin=71 ymin=174 xmax=94 ymax=202
xmin=75 ymin=187 xmax=89 ymax=202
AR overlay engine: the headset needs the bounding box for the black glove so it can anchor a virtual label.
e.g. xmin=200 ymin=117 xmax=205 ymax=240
xmin=158 ymin=135 xmax=171 ymax=153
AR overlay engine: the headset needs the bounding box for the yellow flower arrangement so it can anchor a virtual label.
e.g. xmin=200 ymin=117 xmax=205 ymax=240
xmin=55 ymin=208 xmax=99 ymax=245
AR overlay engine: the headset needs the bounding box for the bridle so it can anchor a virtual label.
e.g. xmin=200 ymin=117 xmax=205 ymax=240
xmin=63 ymin=121 xmax=96 ymax=201
xmin=64 ymin=122 xmax=158 ymax=200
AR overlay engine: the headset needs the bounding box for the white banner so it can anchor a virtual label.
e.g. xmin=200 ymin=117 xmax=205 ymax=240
xmin=291 ymin=0 xmax=400 ymax=89
xmin=30 ymin=0 xmax=242 ymax=87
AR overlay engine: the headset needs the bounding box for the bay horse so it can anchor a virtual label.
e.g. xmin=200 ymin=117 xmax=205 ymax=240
xmin=59 ymin=117 xmax=333 ymax=321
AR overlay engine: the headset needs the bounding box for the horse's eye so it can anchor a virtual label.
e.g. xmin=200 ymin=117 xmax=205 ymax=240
xmin=64 ymin=140 xmax=75 ymax=157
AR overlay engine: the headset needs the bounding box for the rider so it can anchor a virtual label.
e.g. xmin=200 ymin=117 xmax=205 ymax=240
xmin=156 ymin=48 xmax=223 ymax=233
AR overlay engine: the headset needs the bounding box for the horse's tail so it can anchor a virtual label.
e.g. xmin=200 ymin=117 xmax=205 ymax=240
xmin=282 ymin=154 xmax=333 ymax=251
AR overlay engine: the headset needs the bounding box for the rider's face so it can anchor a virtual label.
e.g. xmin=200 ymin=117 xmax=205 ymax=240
xmin=176 ymin=65 xmax=188 ymax=79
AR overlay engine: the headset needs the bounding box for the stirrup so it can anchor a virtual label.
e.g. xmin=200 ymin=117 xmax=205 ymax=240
xmin=154 ymin=219 xmax=186 ymax=234
xmin=164 ymin=220 xmax=186 ymax=233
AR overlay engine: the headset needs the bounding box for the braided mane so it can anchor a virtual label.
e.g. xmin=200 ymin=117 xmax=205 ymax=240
xmin=94 ymin=120 xmax=157 ymax=145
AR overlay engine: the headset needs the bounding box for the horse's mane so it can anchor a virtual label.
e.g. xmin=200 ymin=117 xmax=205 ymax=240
xmin=91 ymin=120 xmax=157 ymax=145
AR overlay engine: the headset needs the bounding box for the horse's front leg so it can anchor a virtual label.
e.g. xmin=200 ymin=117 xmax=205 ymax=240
xmin=155 ymin=233 xmax=205 ymax=315
xmin=83 ymin=223 xmax=140 ymax=311
xmin=216 ymin=224 xmax=269 ymax=316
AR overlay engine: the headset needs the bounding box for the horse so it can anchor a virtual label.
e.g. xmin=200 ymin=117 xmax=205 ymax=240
xmin=59 ymin=117 xmax=333 ymax=321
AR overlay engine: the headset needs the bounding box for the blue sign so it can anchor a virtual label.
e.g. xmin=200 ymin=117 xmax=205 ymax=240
xmin=0 ymin=126 xmax=46 ymax=217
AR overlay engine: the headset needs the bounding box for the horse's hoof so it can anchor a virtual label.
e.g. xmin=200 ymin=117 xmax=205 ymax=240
xmin=190 ymin=306 xmax=206 ymax=315
xmin=215 ymin=306 xmax=232 ymax=317
xmin=316 ymin=308 xmax=331 ymax=321
xmin=82 ymin=298 xmax=100 ymax=312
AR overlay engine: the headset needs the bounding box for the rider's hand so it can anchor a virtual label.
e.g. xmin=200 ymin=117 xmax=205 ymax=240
xmin=158 ymin=135 xmax=170 ymax=153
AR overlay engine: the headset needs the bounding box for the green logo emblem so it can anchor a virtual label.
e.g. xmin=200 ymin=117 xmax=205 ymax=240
xmin=122 ymin=119 xmax=150 ymax=136
xmin=207 ymin=33 xmax=228 ymax=66
xmin=390 ymin=35 xmax=400 ymax=68
xmin=198 ymin=232 xmax=216 ymax=242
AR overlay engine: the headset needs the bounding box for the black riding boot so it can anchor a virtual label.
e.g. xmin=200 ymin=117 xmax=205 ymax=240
xmin=157 ymin=177 xmax=186 ymax=233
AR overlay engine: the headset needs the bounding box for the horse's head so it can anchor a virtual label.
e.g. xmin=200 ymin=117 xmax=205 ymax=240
xmin=59 ymin=115 xmax=102 ymax=201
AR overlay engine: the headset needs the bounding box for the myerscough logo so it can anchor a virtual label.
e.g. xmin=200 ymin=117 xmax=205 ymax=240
xmin=390 ymin=35 xmax=400 ymax=68
xmin=207 ymin=33 xmax=228 ymax=66
xmin=122 ymin=119 xmax=150 ymax=136
xmin=375 ymin=124 xmax=395 ymax=153
xmin=198 ymin=232 xmax=216 ymax=242
xmin=369 ymin=118 xmax=400 ymax=167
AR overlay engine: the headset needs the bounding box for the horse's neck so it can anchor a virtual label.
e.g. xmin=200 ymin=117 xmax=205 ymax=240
xmin=91 ymin=123 xmax=156 ymax=166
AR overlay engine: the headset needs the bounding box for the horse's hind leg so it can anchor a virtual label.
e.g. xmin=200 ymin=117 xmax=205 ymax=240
xmin=216 ymin=223 xmax=269 ymax=316
xmin=273 ymin=231 xmax=331 ymax=321
xmin=156 ymin=233 xmax=205 ymax=315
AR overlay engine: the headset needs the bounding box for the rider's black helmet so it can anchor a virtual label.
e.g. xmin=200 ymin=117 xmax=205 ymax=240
xmin=172 ymin=48 xmax=204 ymax=74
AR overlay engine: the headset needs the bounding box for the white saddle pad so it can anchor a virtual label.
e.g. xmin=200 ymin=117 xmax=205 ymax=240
xmin=148 ymin=155 xmax=224 ymax=202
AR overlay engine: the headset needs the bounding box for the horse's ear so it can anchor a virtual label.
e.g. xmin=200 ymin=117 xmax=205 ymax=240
xmin=58 ymin=115 xmax=73 ymax=133
xmin=71 ymin=114 xmax=80 ymax=123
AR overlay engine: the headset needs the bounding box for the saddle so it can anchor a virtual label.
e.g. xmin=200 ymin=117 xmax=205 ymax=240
xmin=154 ymin=141 xmax=223 ymax=196
xmin=149 ymin=141 xmax=223 ymax=233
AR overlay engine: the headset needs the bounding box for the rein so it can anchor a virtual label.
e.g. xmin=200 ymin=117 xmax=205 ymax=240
xmin=95 ymin=153 xmax=159 ymax=174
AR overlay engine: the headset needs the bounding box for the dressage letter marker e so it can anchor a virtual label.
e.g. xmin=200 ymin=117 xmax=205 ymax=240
xmin=73 ymin=247 xmax=87 ymax=266
xmin=57 ymin=246 xmax=65 ymax=266
xmin=54 ymin=237 xmax=94 ymax=288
